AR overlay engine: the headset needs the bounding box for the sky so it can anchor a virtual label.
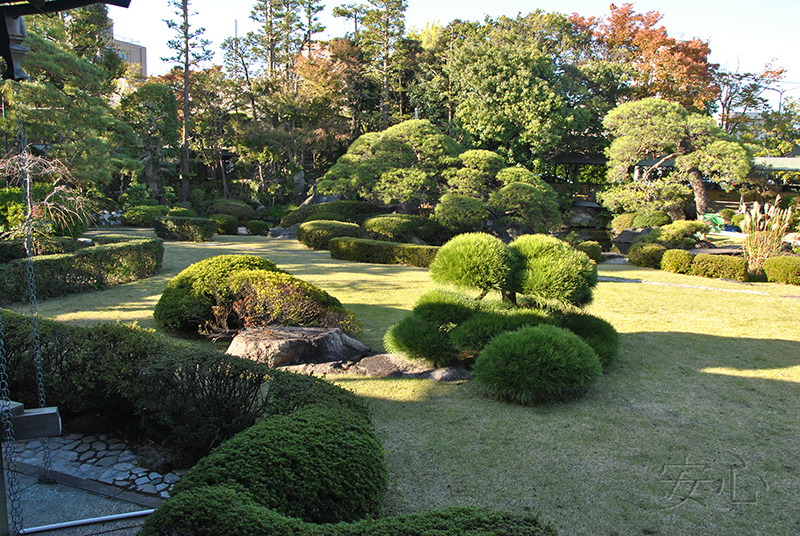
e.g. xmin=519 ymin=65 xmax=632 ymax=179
xmin=107 ymin=0 xmax=800 ymax=107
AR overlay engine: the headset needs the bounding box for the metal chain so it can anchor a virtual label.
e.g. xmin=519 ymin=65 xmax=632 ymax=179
xmin=0 ymin=312 xmax=25 ymax=536
xmin=15 ymin=80 xmax=53 ymax=483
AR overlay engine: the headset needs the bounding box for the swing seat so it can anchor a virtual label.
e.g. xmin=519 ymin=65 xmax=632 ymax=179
xmin=4 ymin=401 xmax=61 ymax=441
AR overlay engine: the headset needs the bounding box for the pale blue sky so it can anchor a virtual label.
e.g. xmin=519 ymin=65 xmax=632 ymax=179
xmin=108 ymin=0 xmax=800 ymax=105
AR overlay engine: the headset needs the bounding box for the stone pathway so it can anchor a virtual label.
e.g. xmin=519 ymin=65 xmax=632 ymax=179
xmin=13 ymin=434 xmax=181 ymax=499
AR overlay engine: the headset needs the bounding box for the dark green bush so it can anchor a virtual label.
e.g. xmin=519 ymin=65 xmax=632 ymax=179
xmin=296 ymin=220 xmax=362 ymax=250
xmin=0 ymin=238 xmax=164 ymax=304
xmin=261 ymin=369 xmax=370 ymax=421
xmin=172 ymin=404 xmax=387 ymax=524
xmin=632 ymin=211 xmax=671 ymax=228
xmin=692 ymin=254 xmax=749 ymax=282
xmin=141 ymin=487 xmax=556 ymax=536
xmin=363 ymin=214 xmax=451 ymax=246
xmin=634 ymin=220 xmax=709 ymax=249
xmin=555 ymin=312 xmax=619 ymax=368
xmin=329 ymin=237 xmax=439 ymax=267
xmin=90 ymin=234 xmax=147 ymax=245
xmin=412 ymin=287 xmax=480 ymax=327
xmin=660 ymin=249 xmax=695 ymax=274
xmin=450 ymin=308 xmax=553 ymax=358
xmin=627 ymin=243 xmax=667 ymax=269
xmin=153 ymin=216 xmax=217 ymax=242
xmin=168 ymin=207 xmax=199 ymax=218
xmin=611 ymin=213 xmax=637 ymax=233
xmin=509 ymin=234 xmax=597 ymax=307
xmin=430 ymin=233 xmax=519 ymax=298
xmin=281 ymin=201 xmax=385 ymax=228
xmin=576 ymin=240 xmax=603 ymax=263
xmin=245 ymin=220 xmax=271 ymax=235
xmin=211 ymin=198 xmax=257 ymax=224
xmin=472 ymin=324 xmax=602 ymax=405
xmin=153 ymin=254 xmax=280 ymax=332
xmin=763 ymin=255 xmax=800 ymax=285
xmin=304 ymin=211 xmax=345 ymax=222
xmin=123 ymin=205 xmax=169 ymax=227
xmin=719 ymin=208 xmax=736 ymax=223
xmin=209 ymin=213 xmax=239 ymax=235
xmin=433 ymin=193 xmax=490 ymax=233
xmin=383 ymin=313 xmax=459 ymax=368
xmin=0 ymin=237 xmax=78 ymax=263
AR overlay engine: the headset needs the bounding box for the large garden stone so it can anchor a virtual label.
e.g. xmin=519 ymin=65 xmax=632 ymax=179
xmin=612 ymin=228 xmax=653 ymax=254
xmin=226 ymin=327 xmax=370 ymax=367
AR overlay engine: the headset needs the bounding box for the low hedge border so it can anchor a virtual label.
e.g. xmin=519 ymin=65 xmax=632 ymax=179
xmin=296 ymin=220 xmax=362 ymax=250
xmin=329 ymin=237 xmax=439 ymax=267
xmin=0 ymin=238 xmax=164 ymax=304
xmin=763 ymin=255 xmax=800 ymax=285
xmin=692 ymin=254 xmax=749 ymax=282
xmin=153 ymin=216 xmax=217 ymax=242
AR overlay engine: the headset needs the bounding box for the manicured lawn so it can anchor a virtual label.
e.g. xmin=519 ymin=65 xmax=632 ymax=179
xmin=10 ymin=230 xmax=800 ymax=535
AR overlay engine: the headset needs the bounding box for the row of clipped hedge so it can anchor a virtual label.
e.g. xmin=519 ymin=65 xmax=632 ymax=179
xmin=0 ymin=237 xmax=164 ymax=304
xmin=330 ymin=237 xmax=439 ymax=267
xmin=153 ymin=216 xmax=217 ymax=242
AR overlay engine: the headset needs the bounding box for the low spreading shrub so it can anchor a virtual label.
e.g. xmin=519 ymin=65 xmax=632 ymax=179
xmin=692 ymin=254 xmax=749 ymax=282
xmin=611 ymin=213 xmax=637 ymax=233
xmin=329 ymin=237 xmax=439 ymax=267
xmin=0 ymin=238 xmax=164 ymax=304
xmin=635 ymin=220 xmax=709 ymax=249
xmin=304 ymin=211 xmax=345 ymax=223
xmin=296 ymin=220 xmax=362 ymax=250
xmin=510 ymin=234 xmax=597 ymax=307
xmin=632 ymin=211 xmax=671 ymax=228
xmin=281 ymin=201 xmax=385 ymax=228
xmin=449 ymin=309 xmax=553 ymax=358
xmin=555 ymin=312 xmax=619 ymax=368
xmin=433 ymin=193 xmax=491 ymax=233
xmin=430 ymin=233 xmax=519 ymax=299
xmin=153 ymin=216 xmax=217 ymax=242
xmin=168 ymin=207 xmax=199 ymax=218
xmin=660 ymin=249 xmax=695 ymax=274
xmin=172 ymin=404 xmax=387 ymax=524
xmin=471 ymin=324 xmax=602 ymax=405
xmin=363 ymin=214 xmax=451 ymax=246
xmin=411 ymin=287 xmax=480 ymax=327
xmin=627 ymin=243 xmax=667 ymax=269
xmin=209 ymin=213 xmax=239 ymax=235
xmin=245 ymin=220 xmax=270 ymax=235
xmin=576 ymin=240 xmax=603 ymax=263
xmin=123 ymin=205 xmax=169 ymax=227
xmin=383 ymin=313 xmax=459 ymax=368
xmin=211 ymin=198 xmax=256 ymax=224
xmin=763 ymin=255 xmax=800 ymax=285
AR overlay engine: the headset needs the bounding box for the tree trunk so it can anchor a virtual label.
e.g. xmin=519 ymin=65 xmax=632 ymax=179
xmin=180 ymin=0 xmax=191 ymax=202
xmin=688 ymin=168 xmax=709 ymax=217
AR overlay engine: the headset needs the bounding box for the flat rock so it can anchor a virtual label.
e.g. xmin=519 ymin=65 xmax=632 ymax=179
xmin=282 ymin=352 xmax=470 ymax=382
xmin=226 ymin=327 xmax=370 ymax=367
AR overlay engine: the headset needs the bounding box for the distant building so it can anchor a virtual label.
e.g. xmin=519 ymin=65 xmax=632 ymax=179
xmin=111 ymin=31 xmax=146 ymax=78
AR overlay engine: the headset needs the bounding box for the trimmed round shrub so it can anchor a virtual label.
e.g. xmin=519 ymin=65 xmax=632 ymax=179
xmin=245 ymin=220 xmax=270 ymax=235
xmin=153 ymin=254 xmax=280 ymax=332
xmin=611 ymin=212 xmax=638 ymax=233
xmin=632 ymin=211 xmax=671 ymax=228
xmin=450 ymin=308 xmax=553 ymax=358
xmin=280 ymin=201 xmax=385 ymax=228
xmin=487 ymin=182 xmax=563 ymax=233
xmin=211 ymin=199 xmax=256 ymax=224
xmin=576 ymin=240 xmax=603 ymax=263
xmin=509 ymin=234 xmax=597 ymax=307
xmin=304 ymin=211 xmax=345 ymax=222
xmin=555 ymin=312 xmax=619 ymax=368
xmin=384 ymin=313 xmax=459 ymax=367
xmin=719 ymin=208 xmax=736 ymax=223
xmin=123 ymin=205 xmax=169 ymax=227
xmin=209 ymin=213 xmax=239 ymax=235
xmin=627 ymin=243 xmax=667 ymax=269
xmin=434 ymin=193 xmax=491 ymax=232
xmin=763 ymin=255 xmax=800 ymax=285
xmin=172 ymin=404 xmax=387 ymax=524
xmin=412 ymin=288 xmax=480 ymax=327
xmin=168 ymin=207 xmax=198 ymax=218
xmin=363 ymin=214 xmax=451 ymax=246
xmin=661 ymin=249 xmax=695 ymax=274
xmin=296 ymin=220 xmax=362 ymax=250
xmin=692 ymin=254 xmax=749 ymax=282
xmin=430 ymin=233 xmax=519 ymax=298
xmin=472 ymin=324 xmax=602 ymax=405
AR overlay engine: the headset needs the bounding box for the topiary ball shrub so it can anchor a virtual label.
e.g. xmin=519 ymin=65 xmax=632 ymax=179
xmin=430 ymin=233 xmax=519 ymax=299
xmin=304 ymin=211 xmax=345 ymax=223
xmin=472 ymin=324 xmax=602 ymax=405
xmin=509 ymin=234 xmax=597 ymax=308
xmin=450 ymin=308 xmax=553 ymax=359
xmin=627 ymin=243 xmax=667 ymax=269
xmin=412 ymin=287 xmax=480 ymax=327
xmin=763 ymin=255 xmax=800 ymax=285
xmin=576 ymin=240 xmax=603 ymax=263
xmin=384 ymin=313 xmax=459 ymax=368
xmin=211 ymin=198 xmax=257 ymax=224
xmin=632 ymin=211 xmax=672 ymax=228
xmin=555 ymin=312 xmax=619 ymax=368
xmin=661 ymin=249 xmax=695 ymax=274
xmin=692 ymin=254 xmax=749 ymax=282
xmin=172 ymin=404 xmax=387 ymax=524
xmin=123 ymin=205 xmax=169 ymax=227
xmin=209 ymin=213 xmax=239 ymax=235
xmin=280 ymin=200 xmax=386 ymax=228
xmin=363 ymin=214 xmax=452 ymax=246
xmin=296 ymin=220 xmax=362 ymax=250
xmin=611 ymin=212 xmax=638 ymax=233
xmin=245 ymin=220 xmax=270 ymax=235
xmin=153 ymin=254 xmax=280 ymax=332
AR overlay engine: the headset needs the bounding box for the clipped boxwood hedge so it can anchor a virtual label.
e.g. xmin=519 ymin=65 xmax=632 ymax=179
xmin=153 ymin=216 xmax=217 ymax=242
xmin=280 ymin=201 xmax=386 ymax=228
xmin=0 ymin=238 xmax=164 ymax=304
xmin=246 ymin=220 xmax=271 ymax=235
xmin=211 ymin=198 xmax=256 ymax=224
xmin=575 ymin=240 xmax=602 ymax=263
xmin=692 ymin=254 xmax=749 ymax=282
xmin=304 ymin=211 xmax=345 ymax=223
xmin=209 ymin=213 xmax=239 ymax=235
xmin=123 ymin=205 xmax=169 ymax=227
xmin=362 ymin=214 xmax=451 ymax=246
xmin=627 ymin=243 xmax=667 ymax=269
xmin=0 ymin=237 xmax=78 ymax=263
xmin=329 ymin=237 xmax=439 ymax=267
xmin=763 ymin=255 xmax=800 ymax=285
xmin=296 ymin=220 xmax=362 ymax=250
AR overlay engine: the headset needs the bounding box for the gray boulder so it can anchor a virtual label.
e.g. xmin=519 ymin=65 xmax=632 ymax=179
xmin=226 ymin=327 xmax=370 ymax=367
xmin=612 ymin=228 xmax=653 ymax=254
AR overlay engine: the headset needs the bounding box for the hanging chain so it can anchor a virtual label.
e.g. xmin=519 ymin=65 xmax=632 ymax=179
xmin=15 ymin=81 xmax=53 ymax=483
xmin=0 ymin=312 xmax=25 ymax=536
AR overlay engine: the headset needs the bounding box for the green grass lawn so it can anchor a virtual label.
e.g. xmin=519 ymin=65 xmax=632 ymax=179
xmin=10 ymin=230 xmax=800 ymax=536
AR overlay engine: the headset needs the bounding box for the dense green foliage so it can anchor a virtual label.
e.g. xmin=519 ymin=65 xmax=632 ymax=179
xmin=449 ymin=309 xmax=554 ymax=358
xmin=575 ymin=241 xmax=603 ymax=263
xmin=211 ymin=199 xmax=257 ymax=224
xmin=280 ymin=201 xmax=386 ymax=228
xmin=627 ymin=243 xmax=667 ymax=269
xmin=555 ymin=312 xmax=619 ymax=368
xmin=0 ymin=237 xmax=79 ymax=263
xmin=660 ymin=249 xmax=695 ymax=274
xmin=633 ymin=220 xmax=710 ymax=249
xmin=209 ymin=213 xmax=239 ymax=235
xmin=304 ymin=212 xmax=346 ymax=222
xmin=329 ymin=237 xmax=439 ymax=267
xmin=245 ymin=220 xmax=271 ymax=235
xmin=610 ymin=213 xmax=638 ymax=233
xmin=123 ymin=205 xmax=170 ymax=227
xmin=632 ymin=211 xmax=672 ymax=228
xmin=0 ymin=238 xmax=163 ymax=304
xmin=692 ymin=254 xmax=749 ymax=281
xmin=471 ymin=325 xmax=602 ymax=405
xmin=296 ymin=220 xmax=363 ymax=249
xmin=168 ymin=207 xmax=199 ymax=218
xmin=763 ymin=255 xmax=800 ymax=285
xmin=429 ymin=233 xmax=518 ymax=298
xmin=153 ymin=216 xmax=217 ymax=242
xmin=363 ymin=214 xmax=452 ymax=245
xmin=383 ymin=312 xmax=460 ymax=368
